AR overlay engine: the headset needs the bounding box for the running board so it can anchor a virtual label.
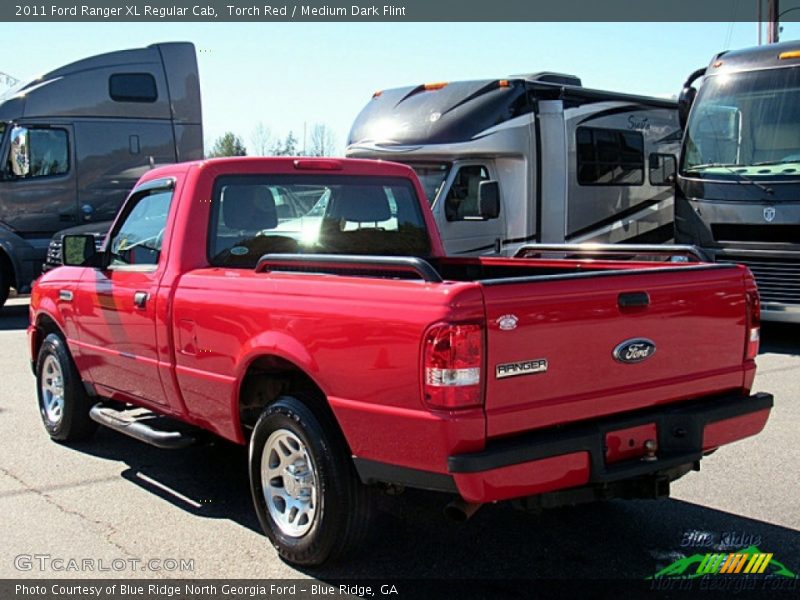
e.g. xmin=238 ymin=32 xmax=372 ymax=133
xmin=89 ymin=403 xmax=197 ymax=449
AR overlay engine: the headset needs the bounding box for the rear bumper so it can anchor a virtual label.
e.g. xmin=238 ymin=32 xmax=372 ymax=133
xmin=355 ymin=392 xmax=773 ymax=503
xmin=450 ymin=392 xmax=772 ymax=503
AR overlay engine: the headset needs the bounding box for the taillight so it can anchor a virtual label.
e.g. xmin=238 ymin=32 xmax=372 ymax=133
xmin=745 ymin=289 xmax=760 ymax=361
xmin=422 ymin=323 xmax=483 ymax=410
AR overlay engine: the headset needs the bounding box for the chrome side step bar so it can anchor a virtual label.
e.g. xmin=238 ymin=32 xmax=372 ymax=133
xmin=89 ymin=403 xmax=196 ymax=449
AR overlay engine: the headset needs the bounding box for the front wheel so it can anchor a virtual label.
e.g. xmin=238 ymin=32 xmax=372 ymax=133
xmin=249 ymin=395 xmax=372 ymax=565
xmin=36 ymin=333 xmax=97 ymax=442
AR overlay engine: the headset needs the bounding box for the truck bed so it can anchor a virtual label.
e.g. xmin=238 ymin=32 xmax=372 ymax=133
xmin=255 ymin=253 xmax=753 ymax=439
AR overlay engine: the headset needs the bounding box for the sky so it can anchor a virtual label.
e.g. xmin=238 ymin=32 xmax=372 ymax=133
xmin=2 ymin=21 xmax=800 ymax=155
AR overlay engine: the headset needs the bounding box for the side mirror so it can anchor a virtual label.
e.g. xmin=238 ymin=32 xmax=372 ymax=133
xmin=678 ymin=86 xmax=697 ymax=130
xmin=478 ymin=180 xmax=500 ymax=219
xmin=8 ymin=126 xmax=30 ymax=177
xmin=62 ymin=234 xmax=102 ymax=268
xmin=649 ymin=154 xmax=677 ymax=186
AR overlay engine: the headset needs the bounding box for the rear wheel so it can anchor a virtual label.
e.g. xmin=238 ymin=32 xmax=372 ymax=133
xmin=36 ymin=333 xmax=97 ymax=442
xmin=249 ymin=395 xmax=373 ymax=565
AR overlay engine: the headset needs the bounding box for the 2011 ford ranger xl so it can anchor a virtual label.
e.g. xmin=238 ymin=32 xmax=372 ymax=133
xmin=28 ymin=157 xmax=773 ymax=566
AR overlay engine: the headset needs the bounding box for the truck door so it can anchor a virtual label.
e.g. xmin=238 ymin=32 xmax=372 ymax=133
xmin=0 ymin=123 xmax=79 ymax=234
xmin=434 ymin=162 xmax=506 ymax=255
xmin=73 ymin=182 xmax=173 ymax=406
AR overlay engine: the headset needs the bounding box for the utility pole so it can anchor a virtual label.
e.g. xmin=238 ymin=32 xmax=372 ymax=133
xmin=758 ymin=0 xmax=763 ymax=45
xmin=769 ymin=0 xmax=780 ymax=43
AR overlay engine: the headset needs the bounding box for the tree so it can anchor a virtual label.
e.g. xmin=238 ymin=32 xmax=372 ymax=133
xmin=272 ymin=131 xmax=299 ymax=157
xmin=308 ymin=123 xmax=337 ymax=157
xmin=208 ymin=132 xmax=247 ymax=157
xmin=250 ymin=123 xmax=273 ymax=156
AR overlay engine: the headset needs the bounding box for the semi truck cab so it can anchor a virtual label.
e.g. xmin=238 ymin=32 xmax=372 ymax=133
xmin=0 ymin=42 xmax=203 ymax=307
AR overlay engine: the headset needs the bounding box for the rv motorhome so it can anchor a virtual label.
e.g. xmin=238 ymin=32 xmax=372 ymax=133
xmin=676 ymin=41 xmax=800 ymax=323
xmin=0 ymin=42 xmax=202 ymax=307
xmin=347 ymin=73 xmax=681 ymax=256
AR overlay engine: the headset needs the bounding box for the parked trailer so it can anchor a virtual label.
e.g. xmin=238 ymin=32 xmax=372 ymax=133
xmin=0 ymin=42 xmax=203 ymax=306
xmin=347 ymin=72 xmax=681 ymax=257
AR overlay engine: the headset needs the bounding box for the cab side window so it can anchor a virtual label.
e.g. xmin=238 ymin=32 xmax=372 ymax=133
xmin=108 ymin=190 xmax=172 ymax=268
xmin=6 ymin=127 xmax=69 ymax=178
xmin=444 ymin=165 xmax=490 ymax=221
xmin=29 ymin=129 xmax=69 ymax=177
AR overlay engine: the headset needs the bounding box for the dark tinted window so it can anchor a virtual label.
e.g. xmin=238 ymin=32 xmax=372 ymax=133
xmin=109 ymin=73 xmax=157 ymax=103
xmin=209 ymin=175 xmax=431 ymax=268
xmin=576 ymin=126 xmax=644 ymax=185
xmin=28 ymin=129 xmax=69 ymax=177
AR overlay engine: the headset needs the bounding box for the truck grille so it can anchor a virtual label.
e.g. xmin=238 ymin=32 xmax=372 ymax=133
xmin=43 ymin=238 xmax=63 ymax=272
xmin=721 ymin=255 xmax=800 ymax=305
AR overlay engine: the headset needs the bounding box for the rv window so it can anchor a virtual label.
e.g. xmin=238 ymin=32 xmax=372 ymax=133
xmin=576 ymin=127 xmax=644 ymax=186
xmin=444 ymin=165 xmax=491 ymax=221
xmin=6 ymin=128 xmax=69 ymax=179
xmin=109 ymin=73 xmax=158 ymax=103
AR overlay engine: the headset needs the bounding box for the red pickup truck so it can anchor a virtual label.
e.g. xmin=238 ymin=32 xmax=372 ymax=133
xmin=29 ymin=157 xmax=772 ymax=566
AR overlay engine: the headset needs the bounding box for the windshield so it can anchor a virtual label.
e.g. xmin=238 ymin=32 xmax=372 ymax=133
xmin=408 ymin=163 xmax=450 ymax=205
xmin=682 ymin=66 xmax=800 ymax=179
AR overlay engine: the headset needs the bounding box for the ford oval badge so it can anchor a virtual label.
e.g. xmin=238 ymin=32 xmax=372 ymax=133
xmin=497 ymin=314 xmax=519 ymax=331
xmin=613 ymin=338 xmax=656 ymax=364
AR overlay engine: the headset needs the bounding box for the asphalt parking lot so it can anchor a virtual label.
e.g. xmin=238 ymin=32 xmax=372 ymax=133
xmin=1 ymin=296 xmax=798 ymax=592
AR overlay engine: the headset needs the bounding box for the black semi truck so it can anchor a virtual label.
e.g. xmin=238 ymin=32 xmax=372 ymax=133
xmin=0 ymin=42 xmax=203 ymax=307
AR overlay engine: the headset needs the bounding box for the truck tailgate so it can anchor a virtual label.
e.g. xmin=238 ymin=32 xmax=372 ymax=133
xmin=481 ymin=264 xmax=749 ymax=439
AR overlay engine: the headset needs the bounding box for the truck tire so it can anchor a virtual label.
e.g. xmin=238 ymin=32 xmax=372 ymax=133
xmin=249 ymin=395 xmax=373 ymax=565
xmin=36 ymin=333 xmax=97 ymax=442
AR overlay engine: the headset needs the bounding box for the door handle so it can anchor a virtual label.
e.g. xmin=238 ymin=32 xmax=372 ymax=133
xmin=133 ymin=291 xmax=149 ymax=309
xmin=618 ymin=292 xmax=650 ymax=308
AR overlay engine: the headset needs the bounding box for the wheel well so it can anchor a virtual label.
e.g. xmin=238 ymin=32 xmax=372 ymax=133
xmin=238 ymin=356 xmax=343 ymax=441
xmin=0 ymin=248 xmax=16 ymax=289
xmin=33 ymin=314 xmax=63 ymax=364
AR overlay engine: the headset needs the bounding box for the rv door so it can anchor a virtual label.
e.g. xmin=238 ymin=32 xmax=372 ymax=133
xmin=433 ymin=161 xmax=506 ymax=255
